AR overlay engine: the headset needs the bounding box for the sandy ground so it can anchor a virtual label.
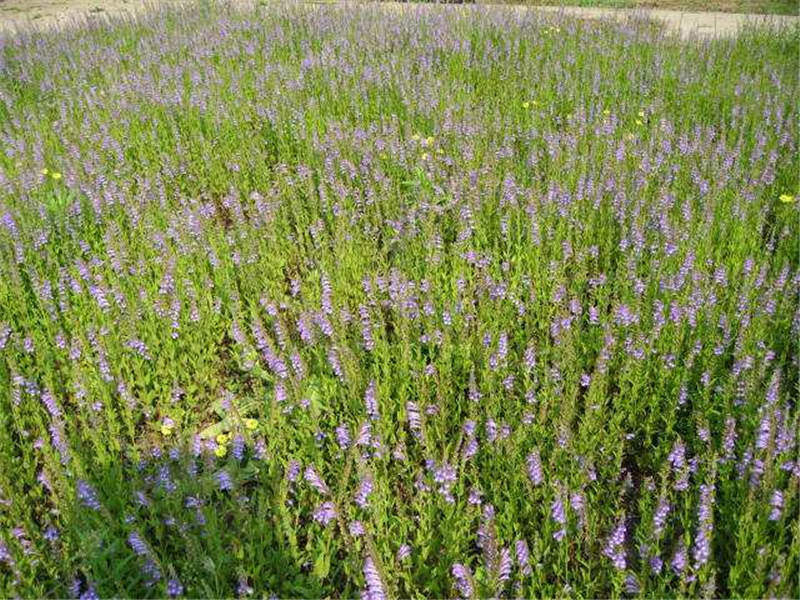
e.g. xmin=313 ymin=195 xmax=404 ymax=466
xmin=0 ymin=0 xmax=797 ymax=37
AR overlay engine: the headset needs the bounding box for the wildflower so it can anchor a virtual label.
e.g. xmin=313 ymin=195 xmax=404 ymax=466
xmin=653 ymin=498 xmax=671 ymax=536
xmin=286 ymin=460 xmax=301 ymax=482
xmin=354 ymin=475 xmax=374 ymax=508
xmin=769 ymin=490 xmax=783 ymax=521
xmin=363 ymin=556 xmax=386 ymax=600
xmin=625 ymin=574 xmax=640 ymax=594
xmin=693 ymin=483 xmax=714 ymax=568
xmin=515 ymin=539 xmax=532 ymax=576
xmin=313 ymin=501 xmax=337 ymax=526
xmin=397 ymin=544 xmax=412 ymax=561
xmin=41 ymin=168 xmax=49 ymax=175
xmin=335 ymin=424 xmax=351 ymax=449
xmin=406 ymin=402 xmax=422 ymax=435
xmin=304 ymin=466 xmax=330 ymax=495
xmin=498 ymin=546 xmax=512 ymax=583
xmin=166 ymin=578 xmax=184 ymax=598
xmin=52 ymin=172 xmax=62 ymax=180
xmin=244 ymin=418 xmax=258 ymax=430
xmin=650 ymin=555 xmax=663 ymax=573
xmin=671 ymin=541 xmax=687 ymax=574
xmin=160 ymin=417 xmax=175 ymax=436
xmin=214 ymin=445 xmax=227 ymax=458
xmin=216 ymin=470 xmax=233 ymax=491
xmin=364 ymin=380 xmax=379 ymax=420
xmin=76 ymin=480 xmax=101 ymax=511
xmin=349 ymin=521 xmax=365 ymax=537
xmin=779 ymin=193 xmax=794 ymax=203
xmin=551 ymin=496 xmax=567 ymax=541
xmin=451 ymin=563 xmax=474 ymax=599
xmin=522 ymin=101 xmax=530 ymax=109
xmin=603 ymin=517 xmax=627 ymax=569
xmin=236 ymin=577 xmax=254 ymax=597
xmin=216 ymin=433 xmax=229 ymax=445
xmin=79 ymin=585 xmax=99 ymax=600
xmin=527 ymin=450 xmax=544 ymax=486
xmin=128 ymin=531 xmax=150 ymax=556
xmin=232 ymin=435 xmax=245 ymax=461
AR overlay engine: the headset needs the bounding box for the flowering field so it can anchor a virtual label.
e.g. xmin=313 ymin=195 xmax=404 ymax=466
xmin=0 ymin=1 xmax=798 ymax=598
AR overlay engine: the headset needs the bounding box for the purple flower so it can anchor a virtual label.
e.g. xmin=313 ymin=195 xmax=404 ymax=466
xmin=286 ymin=460 xmax=301 ymax=482
xmin=232 ymin=435 xmax=245 ymax=461
xmin=313 ymin=501 xmax=337 ymax=526
xmin=396 ymin=544 xmax=412 ymax=562
xmin=304 ymin=466 xmax=330 ymax=495
xmin=363 ymin=556 xmax=386 ymax=600
xmin=216 ymin=470 xmax=233 ymax=491
xmin=336 ymin=424 xmax=351 ymax=449
xmin=364 ymin=380 xmax=379 ymax=420
xmin=349 ymin=521 xmax=366 ymax=537
xmin=671 ymin=542 xmax=687 ymax=574
xmin=625 ymin=574 xmax=640 ymax=594
xmin=769 ymin=489 xmax=783 ymax=521
xmin=653 ymin=498 xmax=671 ymax=536
xmin=128 ymin=531 xmax=149 ymax=556
xmin=650 ymin=555 xmax=663 ymax=573
xmin=692 ymin=483 xmax=714 ymax=568
xmin=603 ymin=517 xmax=627 ymax=570
xmin=43 ymin=526 xmax=59 ymax=542
xmin=77 ymin=480 xmax=101 ymax=511
xmin=498 ymin=546 xmax=512 ymax=582
xmin=551 ymin=496 xmax=567 ymax=541
xmin=355 ymin=475 xmax=374 ymax=508
xmin=515 ymin=539 xmax=531 ymax=576
xmin=527 ymin=450 xmax=544 ymax=486
xmin=166 ymin=578 xmax=184 ymax=598
xmin=451 ymin=563 xmax=474 ymax=599
xmin=406 ymin=402 xmax=422 ymax=435
xmin=79 ymin=585 xmax=99 ymax=600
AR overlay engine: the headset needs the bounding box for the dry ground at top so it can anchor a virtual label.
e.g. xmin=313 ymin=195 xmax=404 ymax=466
xmin=0 ymin=0 xmax=797 ymax=37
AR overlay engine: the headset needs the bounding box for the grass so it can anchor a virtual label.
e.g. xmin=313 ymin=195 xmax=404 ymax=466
xmin=0 ymin=1 xmax=798 ymax=598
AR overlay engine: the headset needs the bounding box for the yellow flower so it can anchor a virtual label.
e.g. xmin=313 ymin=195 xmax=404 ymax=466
xmin=522 ymin=101 xmax=530 ymax=109
xmin=41 ymin=168 xmax=49 ymax=175
xmin=214 ymin=445 xmax=227 ymax=458
xmin=245 ymin=418 xmax=258 ymax=430
xmin=411 ymin=133 xmax=420 ymax=141
xmin=638 ymin=111 xmax=645 ymax=118
xmin=636 ymin=119 xmax=643 ymax=126
xmin=779 ymin=194 xmax=795 ymax=203
xmin=421 ymin=152 xmax=429 ymax=161
xmin=216 ymin=433 xmax=228 ymax=444
xmin=51 ymin=172 xmax=62 ymax=180
xmin=603 ymin=109 xmax=610 ymax=116
xmin=425 ymin=136 xmax=434 ymax=146
xmin=160 ymin=425 xmax=173 ymax=436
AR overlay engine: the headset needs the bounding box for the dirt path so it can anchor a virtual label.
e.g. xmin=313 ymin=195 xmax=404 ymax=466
xmin=535 ymin=5 xmax=798 ymax=37
xmin=0 ymin=0 xmax=797 ymax=37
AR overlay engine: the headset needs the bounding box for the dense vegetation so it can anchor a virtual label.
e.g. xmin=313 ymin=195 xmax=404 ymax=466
xmin=0 ymin=2 xmax=797 ymax=598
